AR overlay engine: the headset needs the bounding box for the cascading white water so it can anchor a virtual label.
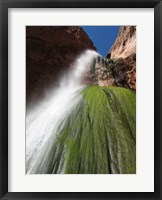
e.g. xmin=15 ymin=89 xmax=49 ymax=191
xmin=26 ymin=50 xmax=99 ymax=174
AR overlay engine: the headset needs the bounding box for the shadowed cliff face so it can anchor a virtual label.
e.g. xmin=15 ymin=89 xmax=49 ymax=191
xmin=26 ymin=26 xmax=96 ymax=105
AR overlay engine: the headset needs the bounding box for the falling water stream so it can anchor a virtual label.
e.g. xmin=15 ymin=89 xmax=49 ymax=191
xmin=26 ymin=50 xmax=99 ymax=174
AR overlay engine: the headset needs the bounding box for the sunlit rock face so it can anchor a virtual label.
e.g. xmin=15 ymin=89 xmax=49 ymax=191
xmin=106 ymin=26 xmax=136 ymax=91
xmin=26 ymin=26 xmax=96 ymax=105
xmin=108 ymin=26 xmax=136 ymax=59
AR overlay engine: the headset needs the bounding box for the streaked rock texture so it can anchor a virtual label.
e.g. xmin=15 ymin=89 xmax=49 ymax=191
xmin=109 ymin=26 xmax=136 ymax=59
xmin=103 ymin=26 xmax=136 ymax=91
xmin=26 ymin=26 xmax=96 ymax=104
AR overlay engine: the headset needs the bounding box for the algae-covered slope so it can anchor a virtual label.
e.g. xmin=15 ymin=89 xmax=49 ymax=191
xmin=38 ymin=86 xmax=136 ymax=174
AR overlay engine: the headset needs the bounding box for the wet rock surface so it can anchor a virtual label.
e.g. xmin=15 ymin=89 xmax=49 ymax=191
xmin=84 ymin=56 xmax=135 ymax=92
xmin=27 ymin=86 xmax=136 ymax=174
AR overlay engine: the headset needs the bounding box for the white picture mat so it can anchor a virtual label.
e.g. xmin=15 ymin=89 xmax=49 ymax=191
xmin=8 ymin=8 xmax=154 ymax=192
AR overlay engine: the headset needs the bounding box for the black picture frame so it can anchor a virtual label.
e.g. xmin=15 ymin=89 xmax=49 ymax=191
xmin=0 ymin=0 xmax=161 ymax=199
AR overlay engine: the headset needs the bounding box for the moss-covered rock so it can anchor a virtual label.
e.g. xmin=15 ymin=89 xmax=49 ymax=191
xmin=39 ymin=86 xmax=136 ymax=174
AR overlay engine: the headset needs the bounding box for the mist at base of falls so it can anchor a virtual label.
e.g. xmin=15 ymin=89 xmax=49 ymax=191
xmin=26 ymin=50 xmax=99 ymax=174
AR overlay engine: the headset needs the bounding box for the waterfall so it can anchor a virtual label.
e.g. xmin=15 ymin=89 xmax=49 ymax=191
xmin=26 ymin=50 xmax=99 ymax=174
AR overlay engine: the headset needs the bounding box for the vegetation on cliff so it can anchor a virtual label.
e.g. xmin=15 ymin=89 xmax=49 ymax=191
xmin=39 ymin=86 xmax=136 ymax=174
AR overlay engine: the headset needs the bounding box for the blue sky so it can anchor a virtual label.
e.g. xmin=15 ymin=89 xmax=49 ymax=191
xmin=81 ymin=26 xmax=120 ymax=57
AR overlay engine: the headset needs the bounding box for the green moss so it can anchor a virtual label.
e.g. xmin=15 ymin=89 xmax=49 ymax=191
xmin=44 ymin=86 xmax=136 ymax=174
